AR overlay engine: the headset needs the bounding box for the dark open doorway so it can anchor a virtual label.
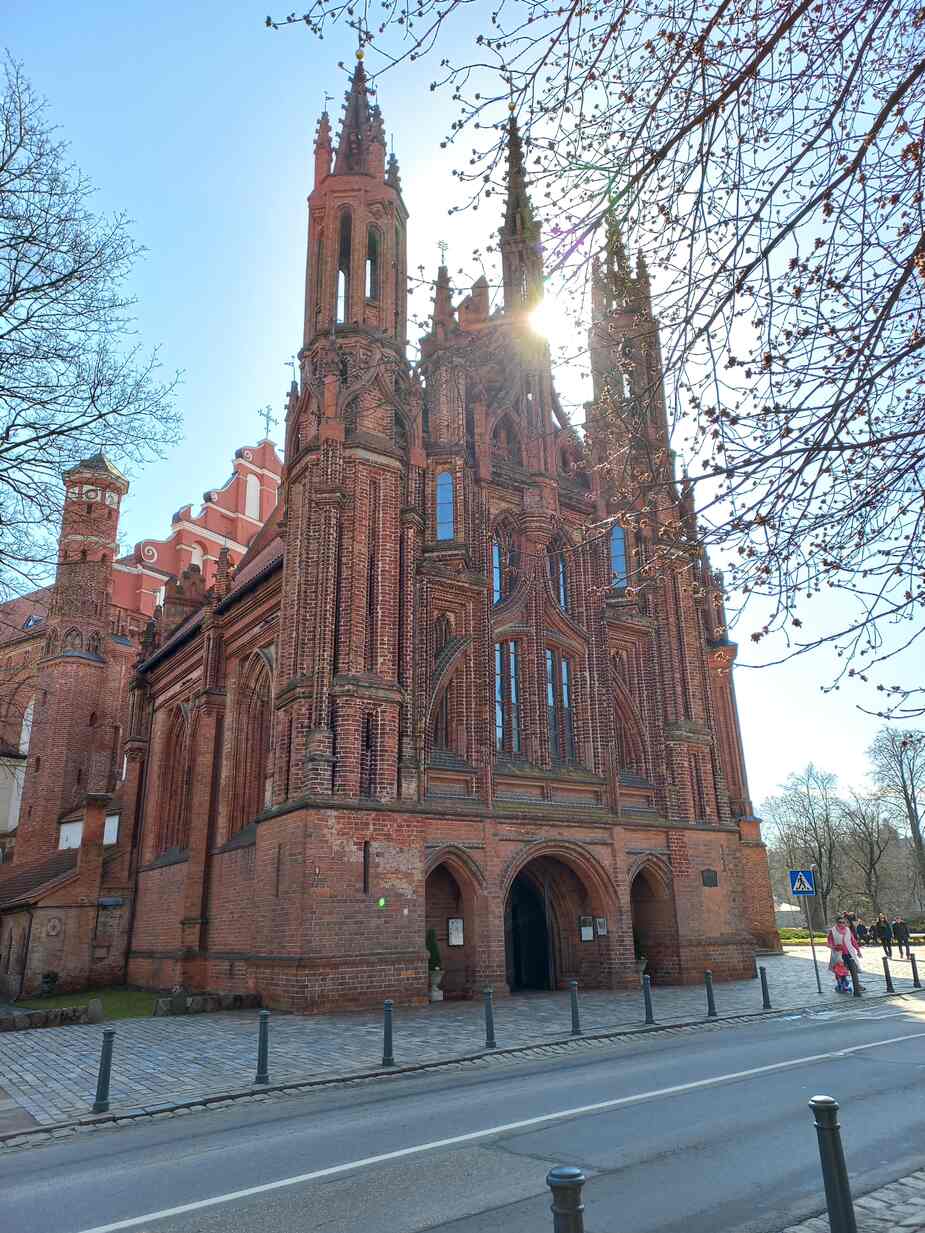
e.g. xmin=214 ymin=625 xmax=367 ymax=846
xmin=505 ymin=872 xmax=552 ymax=990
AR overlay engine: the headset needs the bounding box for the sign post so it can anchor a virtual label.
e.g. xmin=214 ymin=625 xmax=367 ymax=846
xmin=790 ymin=869 xmax=822 ymax=995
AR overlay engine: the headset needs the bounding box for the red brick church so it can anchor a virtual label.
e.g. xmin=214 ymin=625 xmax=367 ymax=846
xmin=0 ymin=56 xmax=778 ymax=1008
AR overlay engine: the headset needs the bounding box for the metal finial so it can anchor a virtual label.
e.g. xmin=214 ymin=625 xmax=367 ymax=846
xmin=438 ymin=240 xmax=448 ymax=264
xmin=259 ymin=404 xmax=278 ymax=438
xmin=322 ymin=92 xmax=334 ymax=113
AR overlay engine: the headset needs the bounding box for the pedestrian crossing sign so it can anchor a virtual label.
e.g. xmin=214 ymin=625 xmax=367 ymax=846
xmin=789 ymin=869 xmax=816 ymax=896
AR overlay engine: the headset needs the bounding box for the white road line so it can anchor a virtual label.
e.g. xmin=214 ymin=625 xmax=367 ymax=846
xmin=74 ymin=1028 xmax=925 ymax=1233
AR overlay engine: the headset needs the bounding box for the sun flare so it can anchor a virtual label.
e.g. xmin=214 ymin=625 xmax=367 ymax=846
xmin=528 ymin=297 xmax=564 ymax=339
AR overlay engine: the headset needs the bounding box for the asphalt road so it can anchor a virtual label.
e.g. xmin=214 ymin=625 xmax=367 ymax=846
xmin=4 ymin=996 xmax=925 ymax=1233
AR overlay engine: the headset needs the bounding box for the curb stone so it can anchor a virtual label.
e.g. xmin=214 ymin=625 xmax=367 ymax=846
xmin=2 ymin=987 xmax=923 ymax=1156
xmin=779 ymin=1166 xmax=925 ymax=1232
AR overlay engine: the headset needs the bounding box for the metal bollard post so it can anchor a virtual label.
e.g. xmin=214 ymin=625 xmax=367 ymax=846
xmin=254 ymin=1009 xmax=270 ymax=1085
xmin=483 ymin=987 xmax=496 ymax=1049
xmin=882 ymin=956 xmax=895 ymax=995
xmin=92 ymin=1027 xmax=116 ymax=1114
xmin=569 ymin=980 xmax=582 ymax=1036
xmin=546 ymin=1166 xmax=586 ymax=1233
xmin=704 ymin=969 xmax=718 ymax=1018
xmin=643 ymin=973 xmax=655 ymax=1025
xmin=759 ymin=965 xmax=772 ymax=1010
xmin=911 ymin=954 xmax=921 ymax=989
xmin=809 ymin=1096 xmax=858 ymax=1233
xmin=382 ymin=999 xmax=395 ymax=1067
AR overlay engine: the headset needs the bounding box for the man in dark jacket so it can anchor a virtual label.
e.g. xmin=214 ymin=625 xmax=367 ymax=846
xmin=856 ymin=918 xmax=870 ymax=945
xmin=875 ymin=914 xmax=894 ymax=957
xmin=893 ymin=918 xmax=910 ymax=959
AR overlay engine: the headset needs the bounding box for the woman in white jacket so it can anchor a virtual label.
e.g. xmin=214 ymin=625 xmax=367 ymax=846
xmin=827 ymin=915 xmax=864 ymax=993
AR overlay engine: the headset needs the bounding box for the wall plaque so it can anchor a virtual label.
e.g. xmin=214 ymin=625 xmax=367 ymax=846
xmin=594 ymin=916 xmax=608 ymax=937
xmin=579 ymin=916 xmax=594 ymax=942
xmin=702 ymin=868 xmax=719 ymax=888
xmin=447 ymin=917 xmax=464 ymax=947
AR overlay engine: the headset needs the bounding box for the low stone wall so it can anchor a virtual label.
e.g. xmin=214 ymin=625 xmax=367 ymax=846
xmin=0 ymin=1004 xmax=96 ymax=1032
xmin=152 ymin=991 xmax=262 ymax=1016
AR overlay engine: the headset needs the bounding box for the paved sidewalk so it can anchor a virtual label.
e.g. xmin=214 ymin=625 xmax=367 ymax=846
xmin=781 ymin=1166 xmax=925 ymax=1232
xmin=0 ymin=945 xmax=921 ymax=1127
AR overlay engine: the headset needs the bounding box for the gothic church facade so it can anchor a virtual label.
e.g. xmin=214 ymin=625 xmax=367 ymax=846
xmin=0 ymin=56 xmax=777 ymax=1007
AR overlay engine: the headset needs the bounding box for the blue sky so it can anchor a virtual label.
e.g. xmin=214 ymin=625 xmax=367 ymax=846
xmin=5 ymin=2 xmax=916 ymax=807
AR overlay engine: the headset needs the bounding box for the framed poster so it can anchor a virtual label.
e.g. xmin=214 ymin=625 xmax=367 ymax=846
xmin=447 ymin=917 xmax=464 ymax=947
xmin=579 ymin=916 xmax=594 ymax=942
xmin=594 ymin=916 xmax=608 ymax=937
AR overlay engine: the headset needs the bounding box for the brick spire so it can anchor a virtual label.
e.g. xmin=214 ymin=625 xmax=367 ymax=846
xmin=499 ymin=111 xmax=543 ymax=312
xmin=333 ymin=53 xmax=385 ymax=177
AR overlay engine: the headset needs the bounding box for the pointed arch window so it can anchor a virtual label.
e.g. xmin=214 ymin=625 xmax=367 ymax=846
xmin=435 ymin=613 xmax=452 ymax=653
xmin=336 ymin=210 xmax=352 ymax=324
xmin=365 ymin=227 xmax=381 ymax=301
xmin=494 ymin=640 xmax=522 ymax=755
xmin=545 ymin=648 xmax=576 ymax=764
xmin=547 ymin=540 xmax=569 ymax=612
xmin=158 ymin=708 xmax=191 ymax=854
xmin=231 ymin=655 xmax=273 ymax=833
xmin=610 ymin=524 xmax=627 ymax=587
xmin=491 ymin=528 xmax=519 ymax=606
xmin=436 ymin=471 xmax=455 ymax=540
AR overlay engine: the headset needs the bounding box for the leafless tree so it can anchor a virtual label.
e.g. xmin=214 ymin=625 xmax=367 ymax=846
xmin=838 ymin=791 xmax=897 ymax=915
xmin=0 ymin=57 xmax=180 ymax=602
xmin=763 ymin=765 xmax=843 ymax=923
xmin=269 ymin=1 xmax=925 ymax=712
xmin=868 ymin=726 xmax=925 ymax=893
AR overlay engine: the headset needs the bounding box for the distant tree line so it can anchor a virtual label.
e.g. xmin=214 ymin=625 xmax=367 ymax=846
xmin=764 ymin=728 xmax=925 ymax=927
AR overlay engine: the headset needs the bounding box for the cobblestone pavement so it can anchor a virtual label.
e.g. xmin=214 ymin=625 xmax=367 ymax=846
xmin=0 ymin=945 xmax=921 ymax=1127
xmin=781 ymin=1166 xmax=925 ymax=1232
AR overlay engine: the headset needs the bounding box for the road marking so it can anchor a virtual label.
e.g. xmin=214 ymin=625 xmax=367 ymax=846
xmin=73 ymin=1027 xmax=925 ymax=1233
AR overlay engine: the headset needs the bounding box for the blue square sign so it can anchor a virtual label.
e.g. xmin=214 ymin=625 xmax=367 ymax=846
xmin=789 ymin=869 xmax=816 ymax=896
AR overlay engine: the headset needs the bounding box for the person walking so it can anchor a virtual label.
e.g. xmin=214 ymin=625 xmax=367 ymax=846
xmin=856 ymin=918 xmax=870 ymax=945
xmin=875 ymin=913 xmax=894 ymax=958
xmin=827 ymin=915 xmax=864 ymax=993
xmin=893 ymin=917 xmax=910 ymax=959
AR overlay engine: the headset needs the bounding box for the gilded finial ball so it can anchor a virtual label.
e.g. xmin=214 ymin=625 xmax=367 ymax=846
xmin=356 ymin=47 xmax=365 ymax=61
xmin=508 ymin=100 xmax=516 ymax=113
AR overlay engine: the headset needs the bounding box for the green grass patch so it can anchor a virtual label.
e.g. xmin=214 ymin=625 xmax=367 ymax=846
xmin=20 ymin=986 xmax=156 ymax=1021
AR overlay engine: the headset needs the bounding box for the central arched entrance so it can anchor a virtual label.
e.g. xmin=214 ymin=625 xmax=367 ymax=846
xmin=504 ymin=851 xmax=615 ymax=991
xmin=505 ymin=872 xmax=552 ymax=990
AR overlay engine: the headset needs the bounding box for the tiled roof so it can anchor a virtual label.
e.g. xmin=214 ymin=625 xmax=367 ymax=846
xmin=64 ymin=452 xmax=128 ymax=482
xmin=0 ymin=850 xmax=78 ymax=910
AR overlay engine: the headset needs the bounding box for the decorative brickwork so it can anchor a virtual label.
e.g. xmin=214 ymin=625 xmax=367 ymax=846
xmin=0 ymin=56 xmax=778 ymax=1008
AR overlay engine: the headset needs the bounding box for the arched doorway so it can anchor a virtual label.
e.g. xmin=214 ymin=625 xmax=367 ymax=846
xmin=506 ymin=872 xmax=551 ymax=990
xmin=630 ymin=867 xmax=680 ymax=984
xmin=504 ymin=853 xmax=613 ymax=991
xmin=424 ymin=856 xmax=481 ymax=998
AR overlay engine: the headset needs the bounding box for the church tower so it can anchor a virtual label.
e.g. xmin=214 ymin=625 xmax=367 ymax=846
xmin=276 ymin=50 xmax=422 ymax=805
xmin=17 ymin=454 xmax=129 ymax=855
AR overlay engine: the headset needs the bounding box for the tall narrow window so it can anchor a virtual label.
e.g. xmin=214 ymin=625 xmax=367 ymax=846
xmin=394 ymin=224 xmax=402 ymax=336
xmin=232 ymin=655 xmax=273 ymax=834
xmin=494 ymin=641 xmax=522 ymax=755
xmin=434 ymin=682 xmax=452 ymax=750
xmin=610 ymin=524 xmax=627 ymax=587
xmin=492 ymin=531 xmax=518 ymax=605
xmin=314 ymin=234 xmax=324 ymax=323
xmin=547 ymin=542 xmax=569 ymax=612
xmin=436 ymin=471 xmax=454 ymax=540
xmin=546 ymin=649 xmax=577 ymax=764
xmin=366 ymin=481 xmax=380 ymax=671
xmin=365 ymin=227 xmax=380 ymax=300
xmin=362 ymin=840 xmax=371 ymax=894
xmin=336 ymin=211 xmax=352 ymax=324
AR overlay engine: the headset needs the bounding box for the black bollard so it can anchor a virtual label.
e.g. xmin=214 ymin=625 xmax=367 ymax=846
xmin=809 ymin=1096 xmax=858 ymax=1233
xmin=911 ymin=954 xmax=921 ymax=989
xmin=882 ymin=956 xmax=895 ymax=994
xmin=254 ymin=1009 xmax=270 ymax=1085
xmin=643 ymin=973 xmax=655 ymax=1025
xmin=569 ymin=980 xmax=582 ymax=1037
xmin=483 ymin=987 xmax=496 ymax=1049
xmin=704 ymin=969 xmax=718 ymax=1018
xmin=92 ymin=1027 xmax=116 ymax=1114
xmin=382 ymin=999 xmax=395 ymax=1067
xmin=546 ymin=1166 xmax=586 ymax=1233
xmin=759 ymin=965 xmax=772 ymax=1010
